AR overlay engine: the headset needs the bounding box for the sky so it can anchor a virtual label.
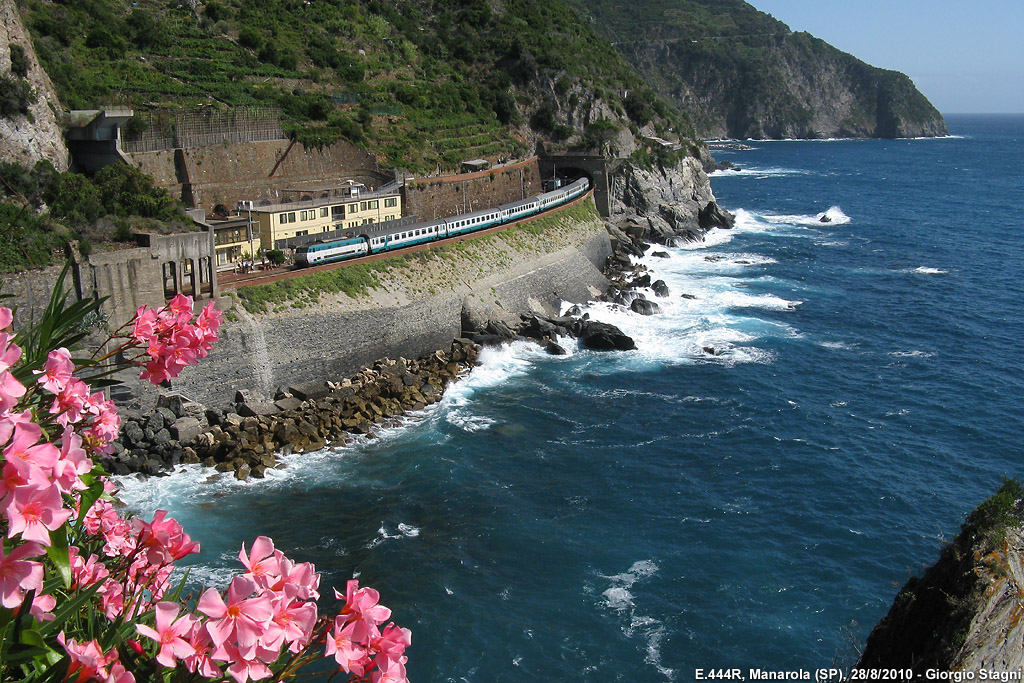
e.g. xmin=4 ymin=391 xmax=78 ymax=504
xmin=746 ymin=0 xmax=1024 ymax=113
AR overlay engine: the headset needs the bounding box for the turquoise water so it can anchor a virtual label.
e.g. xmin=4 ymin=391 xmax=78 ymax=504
xmin=119 ymin=114 xmax=1024 ymax=680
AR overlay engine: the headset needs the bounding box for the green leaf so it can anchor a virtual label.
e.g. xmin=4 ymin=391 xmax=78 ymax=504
xmin=74 ymin=475 xmax=106 ymax=532
xmin=46 ymin=526 xmax=72 ymax=589
xmin=37 ymin=583 xmax=102 ymax=639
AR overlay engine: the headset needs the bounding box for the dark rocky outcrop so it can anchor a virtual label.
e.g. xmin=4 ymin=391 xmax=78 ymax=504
xmin=698 ymin=201 xmax=735 ymax=230
xmin=578 ymin=321 xmax=637 ymax=351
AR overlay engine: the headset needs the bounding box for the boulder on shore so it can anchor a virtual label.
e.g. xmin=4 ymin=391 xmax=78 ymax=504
xmin=579 ymin=321 xmax=636 ymax=351
xmin=631 ymin=298 xmax=662 ymax=316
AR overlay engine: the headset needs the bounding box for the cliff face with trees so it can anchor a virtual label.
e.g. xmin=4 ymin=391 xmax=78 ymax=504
xmin=563 ymin=0 xmax=947 ymax=139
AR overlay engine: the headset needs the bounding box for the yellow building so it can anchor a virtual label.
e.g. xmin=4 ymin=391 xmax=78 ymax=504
xmin=210 ymin=216 xmax=262 ymax=270
xmin=248 ymin=186 xmax=403 ymax=251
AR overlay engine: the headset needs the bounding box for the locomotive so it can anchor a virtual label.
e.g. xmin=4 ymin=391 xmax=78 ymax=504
xmin=294 ymin=176 xmax=590 ymax=267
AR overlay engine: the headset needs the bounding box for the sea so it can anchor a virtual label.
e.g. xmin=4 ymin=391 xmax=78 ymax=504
xmin=117 ymin=114 xmax=1024 ymax=681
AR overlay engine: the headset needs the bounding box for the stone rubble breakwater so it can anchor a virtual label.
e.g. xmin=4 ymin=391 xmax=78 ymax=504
xmin=101 ymin=338 xmax=482 ymax=480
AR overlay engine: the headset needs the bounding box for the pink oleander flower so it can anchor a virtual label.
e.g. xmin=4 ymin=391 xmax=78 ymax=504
xmin=3 ymin=421 xmax=59 ymax=482
xmin=325 ymin=619 xmax=369 ymax=677
xmin=369 ymin=653 xmax=409 ymax=683
xmin=52 ymin=428 xmax=93 ymax=494
xmin=50 ymin=377 xmax=90 ymax=427
xmin=69 ymin=547 xmax=110 ymax=590
xmin=132 ymin=306 xmax=158 ymax=343
xmin=107 ymin=660 xmax=136 ymax=683
xmin=166 ymin=294 xmax=194 ymax=321
xmin=374 ymin=622 xmax=413 ymax=659
xmin=59 ymin=634 xmax=112 ymax=683
xmin=98 ymin=578 xmax=125 ymax=621
xmin=35 ymin=347 xmax=75 ymax=394
xmin=0 ymin=369 xmax=26 ymax=414
xmin=0 ymin=307 xmax=11 ymax=331
xmin=266 ymin=553 xmax=320 ymax=601
xmin=6 ymin=482 xmax=73 ymax=545
xmin=134 ymin=510 xmax=200 ymax=565
xmin=197 ymin=301 xmax=222 ymax=340
xmin=239 ymin=536 xmax=281 ymax=588
xmin=0 ymin=332 xmax=21 ymax=373
xmin=183 ymin=622 xmax=222 ymax=679
xmin=29 ymin=590 xmax=56 ymax=621
xmin=265 ymin=595 xmax=317 ymax=653
xmin=337 ymin=580 xmax=392 ymax=632
xmin=0 ymin=409 xmax=34 ymax=449
xmin=136 ymin=601 xmax=198 ymax=668
xmin=197 ymin=575 xmax=274 ymax=656
xmin=0 ymin=540 xmax=44 ymax=608
xmin=212 ymin=641 xmax=274 ymax=683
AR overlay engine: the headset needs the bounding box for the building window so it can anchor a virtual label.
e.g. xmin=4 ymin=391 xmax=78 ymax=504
xmin=320 ymin=207 xmax=329 ymax=217
xmin=300 ymin=209 xmax=317 ymax=221
xmin=368 ymin=200 xmax=379 ymax=210
xmin=384 ymin=197 xmax=397 ymax=208
xmin=349 ymin=203 xmax=359 ymax=213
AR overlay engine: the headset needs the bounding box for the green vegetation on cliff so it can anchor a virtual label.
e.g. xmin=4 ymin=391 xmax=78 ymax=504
xmin=21 ymin=0 xmax=696 ymax=170
xmin=0 ymin=159 xmax=188 ymax=271
xmin=562 ymin=0 xmax=947 ymax=139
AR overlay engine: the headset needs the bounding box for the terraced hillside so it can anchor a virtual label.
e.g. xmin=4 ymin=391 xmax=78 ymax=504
xmin=21 ymin=0 xmax=698 ymax=171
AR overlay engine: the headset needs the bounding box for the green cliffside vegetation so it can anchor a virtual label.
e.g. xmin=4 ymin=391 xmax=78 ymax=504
xmin=562 ymin=0 xmax=947 ymax=139
xmin=19 ymin=0 xmax=697 ymax=171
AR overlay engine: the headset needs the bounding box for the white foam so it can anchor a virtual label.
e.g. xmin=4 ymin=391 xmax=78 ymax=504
xmin=597 ymin=560 xmax=675 ymax=680
xmin=763 ymin=205 xmax=850 ymax=227
xmin=818 ymin=341 xmax=853 ymax=350
xmin=889 ymin=350 xmax=934 ymax=358
xmin=366 ymin=522 xmax=421 ymax=549
xmin=912 ymin=266 xmax=948 ymax=275
xmin=438 ymin=341 xmax=552 ymax=433
xmin=709 ymin=166 xmax=810 ymax=178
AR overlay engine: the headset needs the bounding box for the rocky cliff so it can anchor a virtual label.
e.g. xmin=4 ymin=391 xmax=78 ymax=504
xmin=857 ymin=480 xmax=1024 ymax=672
xmin=0 ymin=0 xmax=68 ymax=170
xmin=564 ymin=0 xmax=947 ymax=140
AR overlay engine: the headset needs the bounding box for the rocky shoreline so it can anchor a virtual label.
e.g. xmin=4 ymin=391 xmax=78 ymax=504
xmin=102 ymin=187 xmax=734 ymax=481
xmin=101 ymin=339 xmax=483 ymax=479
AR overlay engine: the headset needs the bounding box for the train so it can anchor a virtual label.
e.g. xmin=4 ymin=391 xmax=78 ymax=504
xmin=294 ymin=176 xmax=591 ymax=267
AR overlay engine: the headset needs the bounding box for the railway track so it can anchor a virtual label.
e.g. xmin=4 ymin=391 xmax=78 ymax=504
xmin=218 ymin=191 xmax=593 ymax=291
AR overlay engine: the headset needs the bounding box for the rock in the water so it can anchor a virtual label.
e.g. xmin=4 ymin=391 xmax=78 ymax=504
xmin=652 ymin=280 xmax=670 ymax=297
xmin=579 ymin=321 xmax=637 ymax=351
xmin=698 ymin=201 xmax=736 ymax=229
xmin=631 ymin=298 xmax=662 ymax=316
xmin=545 ymin=341 xmax=568 ymax=356
xmin=651 ymin=251 xmax=670 ymax=258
